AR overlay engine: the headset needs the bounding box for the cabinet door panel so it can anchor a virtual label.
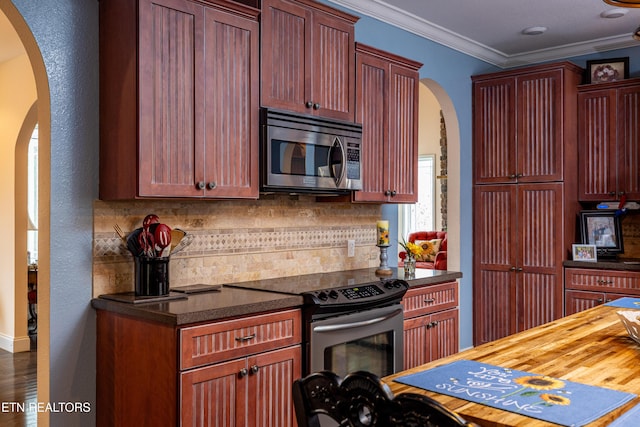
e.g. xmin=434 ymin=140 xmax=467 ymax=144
xmin=403 ymin=315 xmax=431 ymax=370
xmin=474 ymin=271 xmax=516 ymax=344
xmin=353 ymin=51 xmax=389 ymax=202
xmin=312 ymin=11 xmax=355 ymax=121
xmin=138 ymin=0 xmax=205 ymax=197
xmin=473 ymin=77 xmax=516 ymax=184
xmin=181 ymin=358 xmax=247 ymax=427
xmin=473 ymin=185 xmax=517 ymax=269
xmin=248 ymin=346 xmax=301 ymax=427
xmin=565 ymin=290 xmax=606 ymax=316
xmin=473 ymin=185 xmax=518 ymax=344
xmin=517 ymin=184 xmax=563 ymax=330
xmin=518 ymin=183 xmax=563 ymax=273
xmin=260 ymin=0 xmax=309 ymax=113
xmin=519 ymin=273 xmax=561 ymax=331
xmin=204 ymin=8 xmax=259 ymax=198
xmin=618 ymin=86 xmax=640 ymax=199
xmin=388 ymin=63 xmax=419 ymax=202
xmin=578 ymin=89 xmax=617 ymax=201
xmin=429 ymin=309 xmax=459 ymax=361
xmin=517 ymin=70 xmax=563 ymax=182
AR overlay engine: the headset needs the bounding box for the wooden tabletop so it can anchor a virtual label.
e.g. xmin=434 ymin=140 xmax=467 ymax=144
xmin=384 ymin=304 xmax=640 ymax=426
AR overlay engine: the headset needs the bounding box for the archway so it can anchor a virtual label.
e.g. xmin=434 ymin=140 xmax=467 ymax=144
xmin=1 ymin=1 xmax=52 ymax=424
xmin=418 ymin=78 xmax=470 ymax=348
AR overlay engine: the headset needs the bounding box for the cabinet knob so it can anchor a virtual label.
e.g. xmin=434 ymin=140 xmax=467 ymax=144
xmin=250 ymin=365 xmax=260 ymax=374
xmin=510 ymin=266 xmax=517 ymax=271
xmin=508 ymin=174 xmax=517 ymax=179
xmin=597 ymin=298 xmax=604 ymax=304
xmin=196 ymin=181 xmax=205 ymax=190
xmin=239 ymin=368 xmax=248 ymax=378
xmin=384 ymin=190 xmax=391 ymax=196
xmin=313 ymin=103 xmax=320 ymax=110
xmin=305 ymin=101 xmax=313 ymax=108
xmin=390 ymin=190 xmax=397 ymax=196
xmin=207 ymin=181 xmax=217 ymax=190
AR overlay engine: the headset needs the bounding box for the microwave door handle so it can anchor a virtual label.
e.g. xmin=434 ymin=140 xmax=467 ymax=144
xmin=328 ymin=137 xmax=347 ymax=187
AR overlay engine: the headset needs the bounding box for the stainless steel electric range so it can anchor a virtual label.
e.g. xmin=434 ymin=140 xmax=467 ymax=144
xmin=226 ymin=268 xmax=409 ymax=378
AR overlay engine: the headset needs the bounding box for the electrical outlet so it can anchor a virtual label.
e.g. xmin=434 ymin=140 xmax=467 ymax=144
xmin=347 ymin=240 xmax=355 ymax=257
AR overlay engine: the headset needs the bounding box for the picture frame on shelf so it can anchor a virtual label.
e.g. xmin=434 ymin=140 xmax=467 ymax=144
xmin=572 ymin=244 xmax=597 ymax=262
xmin=585 ymin=57 xmax=629 ymax=84
xmin=578 ymin=210 xmax=624 ymax=259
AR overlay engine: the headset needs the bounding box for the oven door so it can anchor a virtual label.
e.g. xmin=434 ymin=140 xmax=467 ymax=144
xmin=267 ymin=126 xmax=347 ymax=190
xmin=309 ymin=304 xmax=404 ymax=378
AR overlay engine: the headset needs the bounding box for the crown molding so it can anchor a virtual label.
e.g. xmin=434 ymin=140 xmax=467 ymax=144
xmin=328 ymin=0 xmax=640 ymax=68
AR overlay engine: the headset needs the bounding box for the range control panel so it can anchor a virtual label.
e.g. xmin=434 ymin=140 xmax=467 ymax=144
xmin=302 ymin=279 xmax=409 ymax=314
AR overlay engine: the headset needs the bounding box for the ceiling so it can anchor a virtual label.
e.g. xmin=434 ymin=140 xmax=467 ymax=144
xmin=2 ymin=1 xmax=639 ymax=68
xmin=330 ymin=0 xmax=640 ymax=67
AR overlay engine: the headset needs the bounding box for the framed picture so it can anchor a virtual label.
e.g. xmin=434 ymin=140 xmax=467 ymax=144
xmin=585 ymin=57 xmax=629 ymax=84
xmin=572 ymin=244 xmax=597 ymax=262
xmin=578 ymin=210 xmax=624 ymax=258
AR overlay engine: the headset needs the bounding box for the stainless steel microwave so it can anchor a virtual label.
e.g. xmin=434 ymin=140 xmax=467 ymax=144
xmin=261 ymin=108 xmax=363 ymax=194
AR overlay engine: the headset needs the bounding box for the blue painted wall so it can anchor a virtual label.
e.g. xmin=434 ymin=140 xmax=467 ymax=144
xmin=12 ymin=0 xmax=99 ymax=425
xmin=9 ymin=0 xmax=640 ymax=424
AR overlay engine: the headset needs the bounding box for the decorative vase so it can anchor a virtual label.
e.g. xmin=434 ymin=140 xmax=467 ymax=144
xmin=404 ymin=257 xmax=416 ymax=276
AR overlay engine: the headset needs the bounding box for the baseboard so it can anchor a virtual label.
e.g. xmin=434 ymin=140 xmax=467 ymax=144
xmin=0 ymin=332 xmax=31 ymax=353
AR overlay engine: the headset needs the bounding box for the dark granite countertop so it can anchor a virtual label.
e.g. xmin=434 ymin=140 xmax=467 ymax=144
xmin=91 ymin=286 xmax=304 ymax=326
xmin=564 ymin=259 xmax=640 ymax=271
xmin=91 ymin=268 xmax=463 ymax=326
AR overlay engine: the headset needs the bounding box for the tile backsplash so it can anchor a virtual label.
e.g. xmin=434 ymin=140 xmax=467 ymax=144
xmin=93 ymin=195 xmax=383 ymax=297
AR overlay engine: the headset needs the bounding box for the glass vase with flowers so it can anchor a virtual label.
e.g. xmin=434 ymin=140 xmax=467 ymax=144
xmin=399 ymin=238 xmax=424 ymax=276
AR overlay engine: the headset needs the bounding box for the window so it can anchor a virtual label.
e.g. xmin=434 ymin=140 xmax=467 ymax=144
xmin=398 ymin=154 xmax=435 ymax=241
xmin=27 ymin=124 xmax=38 ymax=264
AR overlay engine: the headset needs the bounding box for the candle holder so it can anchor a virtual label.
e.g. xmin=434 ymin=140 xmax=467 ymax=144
xmin=375 ymin=244 xmax=393 ymax=276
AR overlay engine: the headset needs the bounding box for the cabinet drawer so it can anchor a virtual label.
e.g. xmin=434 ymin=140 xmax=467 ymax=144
xmin=402 ymin=281 xmax=458 ymax=319
xmin=180 ymin=309 xmax=301 ymax=370
xmin=565 ymin=268 xmax=640 ymax=295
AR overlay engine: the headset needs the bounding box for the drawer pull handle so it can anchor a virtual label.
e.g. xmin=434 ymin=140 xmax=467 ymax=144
xmin=250 ymin=365 xmax=260 ymax=374
xmin=235 ymin=334 xmax=256 ymax=342
xmin=424 ymin=298 xmax=435 ymax=304
xmin=596 ymin=280 xmax=614 ymax=284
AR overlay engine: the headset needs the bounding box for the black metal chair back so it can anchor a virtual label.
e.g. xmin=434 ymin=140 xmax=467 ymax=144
xmin=292 ymin=370 xmax=480 ymax=427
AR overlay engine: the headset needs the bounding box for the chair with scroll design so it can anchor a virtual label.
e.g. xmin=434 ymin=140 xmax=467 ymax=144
xmin=292 ymin=370 xmax=479 ymax=427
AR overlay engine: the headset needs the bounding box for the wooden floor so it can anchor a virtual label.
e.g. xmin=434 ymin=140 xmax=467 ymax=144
xmin=0 ymin=334 xmax=37 ymax=427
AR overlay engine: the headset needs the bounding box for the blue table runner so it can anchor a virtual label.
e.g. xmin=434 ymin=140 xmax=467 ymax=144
xmin=394 ymin=360 xmax=636 ymax=427
xmin=605 ymin=297 xmax=640 ymax=309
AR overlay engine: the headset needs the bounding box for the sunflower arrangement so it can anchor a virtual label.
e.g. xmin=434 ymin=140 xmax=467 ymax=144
xmin=399 ymin=237 xmax=424 ymax=261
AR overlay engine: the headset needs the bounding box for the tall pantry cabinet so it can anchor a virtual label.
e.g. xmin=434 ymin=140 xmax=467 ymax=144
xmin=472 ymin=62 xmax=583 ymax=345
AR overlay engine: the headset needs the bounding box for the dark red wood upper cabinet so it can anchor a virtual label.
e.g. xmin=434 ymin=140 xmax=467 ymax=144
xmin=100 ymin=0 xmax=260 ymax=199
xmin=473 ymin=63 xmax=582 ymax=185
xmin=578 ymin=78 xmax=640 ymax=202
xmin=353 ymin=43 xmax=421 ymax=203
xmin=260 ymin=0 xmax=358 ymax=122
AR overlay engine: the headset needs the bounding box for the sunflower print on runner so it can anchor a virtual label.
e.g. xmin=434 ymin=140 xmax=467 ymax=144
xmin=514 ymin=376 xmax=566 ymax=390
xmin=540 ymin=393 xmax=571 ymax=406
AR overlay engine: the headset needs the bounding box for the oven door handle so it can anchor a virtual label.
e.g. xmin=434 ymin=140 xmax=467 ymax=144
xmin=312 ymin=308 xmax=403 ymax=333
